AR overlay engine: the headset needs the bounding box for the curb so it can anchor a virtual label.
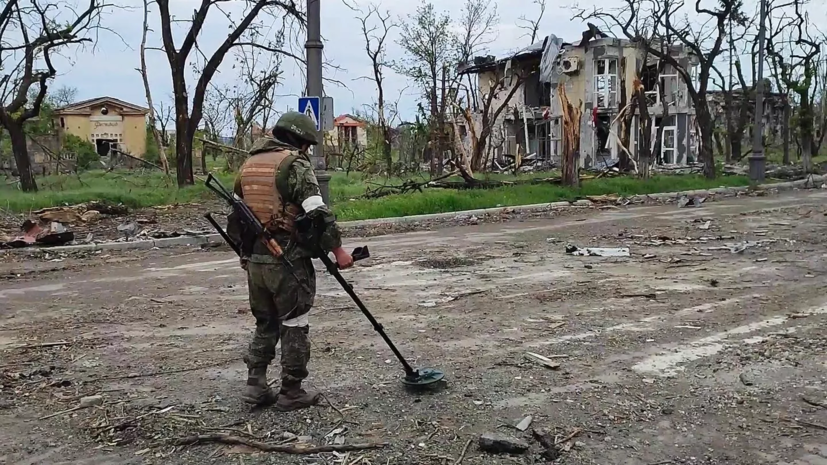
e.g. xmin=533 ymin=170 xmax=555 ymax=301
xmin=3 ymin=175 xmax=824 ymax=255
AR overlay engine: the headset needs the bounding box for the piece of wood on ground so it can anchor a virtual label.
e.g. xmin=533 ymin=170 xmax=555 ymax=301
xmin=454 ymin=438 xmax=472 ymax=464
xmin=524 ymin=352 xmax=561 ymax=370
xmin=11 ymin=341 xmax=71 ymax=350
xmin=172 ymin=434 xmax=387 ymax=454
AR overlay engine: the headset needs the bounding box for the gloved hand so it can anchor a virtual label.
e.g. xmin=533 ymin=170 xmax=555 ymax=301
xmin=240 ymin=256 xmax=249 ymax=270
xmin=332 ymin=247 xmax=354 ymax=269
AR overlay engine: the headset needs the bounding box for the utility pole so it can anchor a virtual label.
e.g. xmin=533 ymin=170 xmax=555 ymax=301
xmin=305 ymin=0 xmax=330 ymax=203
xmin=748 ymin=0 xmax=767 ymax=182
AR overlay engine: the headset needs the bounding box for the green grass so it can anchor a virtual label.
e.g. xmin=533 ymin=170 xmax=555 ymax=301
xmin=333 ymin=175 xmax=752 ymax=221
xmin=1 ymin=169 xmax=751 ymax=220
xmin=0 ymin=170 xmax=236 ymax=213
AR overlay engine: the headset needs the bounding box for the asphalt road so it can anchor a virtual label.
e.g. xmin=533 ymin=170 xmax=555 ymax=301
xmin=2 ymin=189 xmax=827 ymax=465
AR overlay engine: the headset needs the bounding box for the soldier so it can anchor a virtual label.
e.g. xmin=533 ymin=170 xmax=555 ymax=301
xmin=231 ymin=111 xmax=353 ymax=411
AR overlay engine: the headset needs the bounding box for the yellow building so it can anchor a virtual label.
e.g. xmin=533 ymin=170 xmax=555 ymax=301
xmin=53 ymin=97 xmax=149 ymax=157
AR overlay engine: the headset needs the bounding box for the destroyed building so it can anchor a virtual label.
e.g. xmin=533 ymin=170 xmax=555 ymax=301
xmin=456 ymin=34 xmax=701 ymax=169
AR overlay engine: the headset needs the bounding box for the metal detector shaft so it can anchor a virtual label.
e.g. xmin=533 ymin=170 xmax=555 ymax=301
xmin=317 ymin=253 xmax=417 ymax=377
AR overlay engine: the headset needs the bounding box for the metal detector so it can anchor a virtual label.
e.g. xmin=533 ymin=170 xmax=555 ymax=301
xmin=315 ymin=249 xmax=445 ymax=387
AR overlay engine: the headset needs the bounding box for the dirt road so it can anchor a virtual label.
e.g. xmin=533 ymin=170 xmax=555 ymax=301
xmin=2 ymin=189 xmax=827 ymax=465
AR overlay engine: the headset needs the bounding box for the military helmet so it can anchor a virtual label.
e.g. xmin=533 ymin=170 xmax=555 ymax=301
xmin=272 ymin=111 xmax=319 ymax=146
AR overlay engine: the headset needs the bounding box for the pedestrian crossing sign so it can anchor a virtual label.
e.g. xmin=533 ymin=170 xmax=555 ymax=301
xmin=298 ymin=96 xmax=321 ymax=131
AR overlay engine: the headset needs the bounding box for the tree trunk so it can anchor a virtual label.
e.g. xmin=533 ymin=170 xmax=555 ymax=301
xmin=695 ymin=103 xmax=716 ymax=179
xmin=8 ymin=123 xmax=37 ymax=192
xmin=175 ymin=117 xmax=194 ymax=185
xmin=731 ymin=135 xmax=743 ymax=164
xmin=724 ymin=94 xmax=733 ymax=163
xmin=617 ymin=58 xmax=632 ymax=171
xmin=382 ymin=127 xmax=392 ymax=175
xmin=171 ymin=64 xmax=194 ymax=186
xmin=799 ymin=94 xmax=814 ymax=173
xmin=635 ymin=88 xmax=652 ymax=179
xmin=782 ymin=102 xmax=790 ymax=165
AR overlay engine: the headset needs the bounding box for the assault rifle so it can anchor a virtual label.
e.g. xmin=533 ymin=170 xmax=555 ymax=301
xmin=203 ymin=174 xmax=309 ymax=293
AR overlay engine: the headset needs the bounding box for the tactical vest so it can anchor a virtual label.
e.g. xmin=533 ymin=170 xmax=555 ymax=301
xmin=239 ymin=150 xmax=302 ymax=233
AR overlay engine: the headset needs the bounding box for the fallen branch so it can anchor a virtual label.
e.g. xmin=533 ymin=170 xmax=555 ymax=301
xmin=172 ymin=434 xmax=387 ymax=454
xmin=197 ymin=138 xmax=249 ymax=155
xmin=555 ymin=428 xmax=583 ymax=445
xmin=10 ymin=341 xmax=71 ymax=350
xmin=454 ymin=438 xmax=472 ymax=465
xmin=111 ymin=148 xmax=165 ymax=172
xmin=94 ymin=405 xmax=174 ymax=433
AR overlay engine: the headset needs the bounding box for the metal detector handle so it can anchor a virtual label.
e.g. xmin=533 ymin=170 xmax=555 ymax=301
xmin=342 ymin=246 xmax=370 ymax=268
xmin=317 ymin=252 xmax=417 ymax=377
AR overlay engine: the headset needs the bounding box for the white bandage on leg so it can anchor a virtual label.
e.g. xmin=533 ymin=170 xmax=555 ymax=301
xmin=301 ymin=195 xmax=325 ymax=212
xmin=282 ymin=312 xmax=309 ymax=328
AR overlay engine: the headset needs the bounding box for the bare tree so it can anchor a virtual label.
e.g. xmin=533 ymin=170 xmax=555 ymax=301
xmin=455 ymin=60 xmax=533 ymax=177
xmin=155 ymin=100 xmax=173 ymax=147
xmin=138 ymin=0 xmax=170 ymax=174
xmin=49 ymin=85 xmax=78 ymax=108
xmin=217 ymin=26 xmax=284 ymax=160
xmin=397 ymin=3 xmax=455 ymax=174
xmin=517 ymin=0 xmax=547 ymax=44
xmin=154 ymin=0 xmax=304 ymax=186
xmin=766 ymin=0 xmax=824 ymax=172
xmin=0 ymin=0 xmax=106 ymax=192
xmin=201 ymin=88 xmax=232 ymax=172
xmin=710 ymin=13 xmax=759 ymax=163
xmin=356 ymin=4 xmax=396 ymax=174
xmin=576 ymin=0 xmax=747 ymax=179
xmin=397 ymin=0 xmax=498 ymax=175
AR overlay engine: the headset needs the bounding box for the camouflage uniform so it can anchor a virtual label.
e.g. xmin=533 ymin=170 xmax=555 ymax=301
xmin=232 ymin=131 xmax=342 ymax=409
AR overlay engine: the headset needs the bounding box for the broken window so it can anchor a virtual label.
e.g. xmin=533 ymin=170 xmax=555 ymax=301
xmin=549 ymin=118 xmax=562 ymax=159
xmin=523 ymin=71 xmax=552 ymax=107
xmin=594 ymin=58 xmax=618 ymax=109
xmin=642 ymin=62 xmax=681 ymax=107
xmin=659 ymin=64 xmax=680 ymax=106
xmin=652 ymin=115 xmax=678 ymax=164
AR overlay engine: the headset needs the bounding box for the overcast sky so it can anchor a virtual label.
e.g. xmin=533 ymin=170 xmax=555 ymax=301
xmin=48 ymin=0 xmax=825 ymax=130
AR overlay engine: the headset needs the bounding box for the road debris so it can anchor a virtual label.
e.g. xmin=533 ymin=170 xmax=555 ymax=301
xmin=566 ymin=245 xmax=630 ymax=257
xmin=524 ymin=352 xmax=562 ymax=370
xmin=515 ymin=415 xmax=533 ymax=432
xmin=172 ymin=434 xmax=387 ymax=454
xmin=478 ymin=432 xmax=529 ymax=454
xmin=39 ymin=394 xmax=103 ymax=420
xmin=531 ymin=428 xmax=562 ymax=460
xmin=678 ymin=196 xmax=705 ymax=208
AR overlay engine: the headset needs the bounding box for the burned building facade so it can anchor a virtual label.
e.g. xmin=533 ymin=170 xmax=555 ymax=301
xmin=457 ymin=35 xmax=701 ymax=169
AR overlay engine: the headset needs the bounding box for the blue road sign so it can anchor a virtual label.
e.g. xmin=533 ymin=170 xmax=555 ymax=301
xmin=298 ymin=96 xmax=321 ymax=131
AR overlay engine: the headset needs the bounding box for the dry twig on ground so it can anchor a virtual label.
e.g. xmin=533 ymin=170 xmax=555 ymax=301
xmin=172 ymin=434 xmax=387 ymax=454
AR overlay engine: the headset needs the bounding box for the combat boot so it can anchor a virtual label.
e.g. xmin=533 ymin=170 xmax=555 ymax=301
xmin=274 ymin=383 xmax=320 ymax=411
xmin=241 ymin=367 xmax=277 ymax=406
